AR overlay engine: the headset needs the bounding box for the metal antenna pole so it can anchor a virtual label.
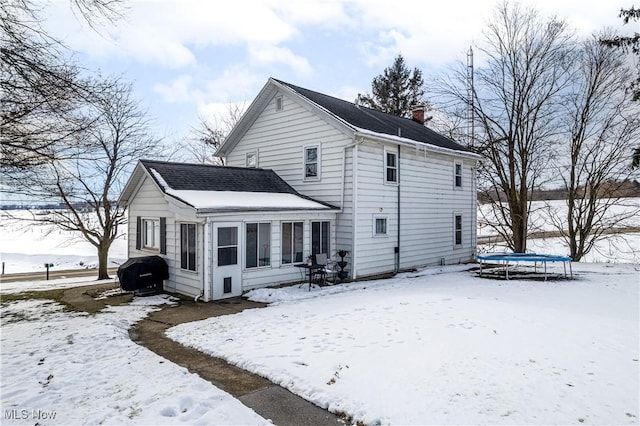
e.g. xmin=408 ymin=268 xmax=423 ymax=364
xmin=467 ymin=46 xmax=474 ymax=149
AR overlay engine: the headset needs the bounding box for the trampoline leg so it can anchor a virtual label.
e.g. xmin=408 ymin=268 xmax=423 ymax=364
xmin=544 ymin=262 xmax=547 ymax=281
xmin=563 ymin=262 xmax=566 ymax=278
xmin=505 ymin=261 xmax=509 ymax=280
xmin=569 ymin=262 xmax=573 ymax=279
xmin=480 ymin=261 xmax=483 ymax=277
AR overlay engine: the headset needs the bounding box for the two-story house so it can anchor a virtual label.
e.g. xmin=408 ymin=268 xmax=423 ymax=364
xmin=118 ymin=78 xmax=479 ymax=301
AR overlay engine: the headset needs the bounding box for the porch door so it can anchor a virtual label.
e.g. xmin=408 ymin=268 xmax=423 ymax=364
xmin=212 ymin=223 xmax=242 ymax=299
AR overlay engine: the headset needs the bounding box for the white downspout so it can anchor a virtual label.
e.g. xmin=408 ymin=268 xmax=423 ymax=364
xmin=341 ymin=136 xmax=359 ymax=212
xmin=352 ymin=141 xmax=359 ymax=280
xmin=471 ymin=164 xmax=478 ymax=260
xmin=203 ymin=219 xmax=211 ymax=302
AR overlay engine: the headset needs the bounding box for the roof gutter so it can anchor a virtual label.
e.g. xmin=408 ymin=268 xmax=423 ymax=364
xmin=353 ymin=129 xmax=481 ymax=161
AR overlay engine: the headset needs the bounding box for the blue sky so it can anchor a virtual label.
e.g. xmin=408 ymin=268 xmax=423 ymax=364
xmin=42 ymin=0 xmax=633 ymax=145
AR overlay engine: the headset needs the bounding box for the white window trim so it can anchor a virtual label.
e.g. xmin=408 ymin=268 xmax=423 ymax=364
xmin=142 ymin=217 xmax=160 ymax=251
xmin=310 ymin=220 xmax=331 ymax=255
xmin=246 ymin=150 xmax=258 ymax=168
xmin=373 ymin=215 xmax=388 ymax=237
xmin=384 ymin=148 xmax=398 ymax=185
xmin=179 ymin=222 xmax=198 ymax=273
xmin=275 ymin=95 xmax=283 ymax=111
xmin=453 ymin=213 xmax=463 ymax=247
xmin=281 ymin=221 xmax=304 ymax=265
xmin=245 ymin=221 xmax=272 ymax=270
xmin=303 ymin=144 xmax=321 ymax=181
xmin=454 ymin=160 xmax=463 ymax=189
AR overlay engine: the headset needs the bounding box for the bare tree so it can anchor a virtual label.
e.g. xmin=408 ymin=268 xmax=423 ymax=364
xmin=184 ymin=102 xmax=246 ymax=165
xmin=1 ymin=0 xmax=123 ymax=170
xmin=546 ymin=31 xmax=640 ymax=261
xmin=5 ymin=80 xmax=159 ymax=279
xmin=435 ymin=1 xmax=574 ymax=252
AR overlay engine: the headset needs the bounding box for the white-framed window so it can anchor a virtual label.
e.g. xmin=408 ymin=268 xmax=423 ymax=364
xmin=311 ymin=221 xmax=330 ymax=255
xmin=373 ymin=216 xmax=388 ymax=236
xmin=275 ymin=95 xmax=283 ymax=111
xmin=282 ymin=221 xmax=304 ymax=264
xmin=143 ymin=218 xmax=160 ymax=250
xmin=454 ymin=161 xmax=463 ymax=188
xmin=303 ymin=144 xmax=320 ymax=180
xmin=454 ymin=214 xmax=463 ymax=246
xmin=385 ymin=149 xmax=397 ymax=184
xmin=246 ymin=222 xmax=271 ymax=268
xmin=180 ymin=223 xmax=197 ymax=271
xmin=246 ymin=151 xmax=258 ymax=168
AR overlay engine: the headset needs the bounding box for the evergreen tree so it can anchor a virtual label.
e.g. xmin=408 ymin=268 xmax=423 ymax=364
xmin=360 ymin=54 xmax=427 ymax=118
xmin=600 ymin=7 xmax=639 ymax=101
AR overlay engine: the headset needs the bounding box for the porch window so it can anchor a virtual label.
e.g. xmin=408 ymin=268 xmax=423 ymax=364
xmin=311 ymin=221 xmax=330 ymax=255
xmin=180 ymin=223 xmax=196 ymax=271
xmin=304 ymin=145 xmax=320 ymax=180
xmin=218 ymin=226 xmax=238 ymax=266
xmin=143 ymin=218 xmax=160 ymax=250
xmin=282 ymin=222 xmax=303 ymax=264
xmin=246 ymin=222 xmax=271 ymax=268
xmin=454 ymin=214 xmax=462 ymax=246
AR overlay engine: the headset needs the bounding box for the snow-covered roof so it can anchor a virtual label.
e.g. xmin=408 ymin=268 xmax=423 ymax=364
xmin=124 ymin=160 xmax=337 ymax=214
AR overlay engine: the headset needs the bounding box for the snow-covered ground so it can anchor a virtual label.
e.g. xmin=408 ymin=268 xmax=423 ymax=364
xmin=478 ymin=198 xmax=640 ymax=237
xmin=168 ymin=263 xmax=640 ymax=425
xmin=0 ymin=290 xmax=267 ymax=425
xmin=2 ymin=207 xmax=639 ymax=425
xmin=0 ymin=210 xmax=128 ymax=274
xmin=480 ymin=232 xmax=640 ymax=263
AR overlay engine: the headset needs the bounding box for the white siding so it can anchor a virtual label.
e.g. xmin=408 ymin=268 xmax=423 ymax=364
xmin=204 ymin=211 xmax=337 ymax=294
xmin=225 ymin=91 xmax=354 ymax=264
xmin=222 ymin=88 xmax=476 ymax=281
xmin=127 ymin=177 xmax=203 ymax=298
xmin=352 ymin=140 xmax=477 ymax=278
xmin=398 ymin=146 xmax=477 ymax=269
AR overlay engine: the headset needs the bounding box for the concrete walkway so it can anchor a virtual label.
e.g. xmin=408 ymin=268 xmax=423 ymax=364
xmin=129 ymin=297 xmax=344 ymax=426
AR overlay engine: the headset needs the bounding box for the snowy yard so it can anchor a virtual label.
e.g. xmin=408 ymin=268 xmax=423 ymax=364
xmin=1 ymin=208 xmax=639 ymax=425
xmin=0 ymin=289 xmax=267 ymax=425
xmin=168 ymin=263 xmax=640 ymax=425
xmin=0 ymin=210 xmax=127 ymax=274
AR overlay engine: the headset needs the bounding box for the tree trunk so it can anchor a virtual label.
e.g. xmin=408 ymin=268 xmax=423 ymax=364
xmin=97 ymin=241 xmax=111 ymax=280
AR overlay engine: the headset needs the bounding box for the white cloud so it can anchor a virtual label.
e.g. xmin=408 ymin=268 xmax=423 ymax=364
xmin=153 ymin=75 xmax=194 ymax=103
xmin=248 ymin=44 xmax=313 ymax=76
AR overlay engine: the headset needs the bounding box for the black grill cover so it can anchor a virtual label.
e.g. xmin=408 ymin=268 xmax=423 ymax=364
xmin=117 ymin=256 xmax=169 ymax=291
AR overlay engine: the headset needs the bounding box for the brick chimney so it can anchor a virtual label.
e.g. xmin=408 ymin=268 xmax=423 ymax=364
xmin=412 ymin=105 xmax=425 ymax=125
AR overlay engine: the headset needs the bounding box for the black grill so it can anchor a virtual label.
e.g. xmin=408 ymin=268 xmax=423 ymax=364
xmin=117 ymin=256 xmax=169 ymax=292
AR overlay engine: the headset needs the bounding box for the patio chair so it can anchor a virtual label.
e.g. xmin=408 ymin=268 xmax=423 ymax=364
xmin=312 ymin=253 xmax=337 ymax=285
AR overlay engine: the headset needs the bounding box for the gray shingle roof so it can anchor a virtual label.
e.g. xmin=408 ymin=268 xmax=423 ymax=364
xmin=141 ymin=160 xmax=299 ymax=193
xmin=275 ymin=79 xmax=469 ymax=153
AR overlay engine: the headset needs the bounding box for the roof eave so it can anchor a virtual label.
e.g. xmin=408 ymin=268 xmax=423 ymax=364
xmin=195 ymin=206 xmax=339 ymax=216
xmin=216 ymin=79 xmax=279 ymax=157
xmin=354 ymin=129 xmax=482 ymax=161
xmin=117 ymin=161 xmax=147 ymax=206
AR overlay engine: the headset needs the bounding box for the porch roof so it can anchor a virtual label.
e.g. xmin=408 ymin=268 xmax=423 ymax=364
xmin=136 ymin=160 xmax=338 ymax=213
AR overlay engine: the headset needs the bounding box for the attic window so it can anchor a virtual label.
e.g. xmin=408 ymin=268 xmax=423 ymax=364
xmin=246 ymin=151 xmax=257 ymax=168
xmin=275 ymin=96 xmax=283 ymax=111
